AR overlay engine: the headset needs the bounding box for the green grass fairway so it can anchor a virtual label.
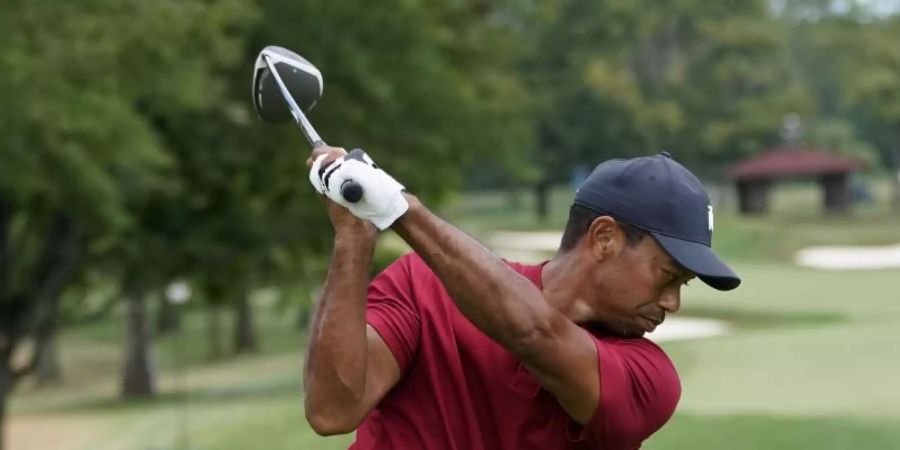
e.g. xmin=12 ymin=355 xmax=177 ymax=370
xmin=8 ymin=181 xmax=900 ymax=450
xmin=641 ymin=261 xmax=900 ymax=449
xmin=647 ymin=414 xmax=900 ymax=450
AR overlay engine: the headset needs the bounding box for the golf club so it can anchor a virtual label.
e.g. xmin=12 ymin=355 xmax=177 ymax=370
xmin=252 ymin=45 xmax=363 ymax=203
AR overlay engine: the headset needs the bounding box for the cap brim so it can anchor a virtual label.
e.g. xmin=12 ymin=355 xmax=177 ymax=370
xmin=651 ymin=233 xmax=741 ymax=291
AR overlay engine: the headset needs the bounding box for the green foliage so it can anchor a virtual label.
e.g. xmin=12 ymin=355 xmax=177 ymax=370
xmin=0 ymin=0 xmax=169 ymax=228
xmin=838 ymin=19 xmax=900 ymax=159
xmin=803 ymin=118 xmax=881 ymax=166
xmin=514 ymin=0 xmax=900 ymax=186
xmin=0 ymin=0 xmax=258 ymax=266
xmin=253 ymin=0 xmax=532 ymax=204
xmin=676 ymin=9 xmax=812 ymax=165
xmin=520 ymin=0 xmax=810 ymax=185
xmin=0 ymin=0 xmax=261 ymax=412
xmin=5 ymin=0 xmax=895 ymax=324
xmin=782 ymin=8 xmax=900 ymax=173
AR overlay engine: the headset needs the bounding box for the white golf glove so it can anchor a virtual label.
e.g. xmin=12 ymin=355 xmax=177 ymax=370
xmin=309 ymin=149 xmax=409 ymax=230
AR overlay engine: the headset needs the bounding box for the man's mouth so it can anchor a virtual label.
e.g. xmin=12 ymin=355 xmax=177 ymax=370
xmin=641 ymin=316 xmax=663 ymax=332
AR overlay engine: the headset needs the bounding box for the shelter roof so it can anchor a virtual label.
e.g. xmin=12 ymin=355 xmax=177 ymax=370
xmin=729 ymin=148 xmax=862 ymax=180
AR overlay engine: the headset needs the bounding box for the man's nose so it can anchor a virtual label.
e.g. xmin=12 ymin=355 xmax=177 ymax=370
xmin=659 ymin=288 xmax=681 ymax=314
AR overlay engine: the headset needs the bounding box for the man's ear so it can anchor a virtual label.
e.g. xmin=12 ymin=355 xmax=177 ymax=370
xmin=587 ymin=216 xmax=623 ymax=261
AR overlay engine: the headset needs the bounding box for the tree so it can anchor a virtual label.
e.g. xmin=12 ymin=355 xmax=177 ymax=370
xmin=254 ymin=0 xmax=532 ymax=204
xmin=193 ymin=0 xmax=538 ymax=336
xmin=779 ymin=4 xmax=900 ymax=208
xmin=673 ymin=1 xmax=812 ymax=168
xmin=520 ymin=0 xmax=809 ymax=218
xmin=0 ymin=0 xmax=256 ymax=441
xmin=0 ymin=0 xmax=171 ymax=443
xmin=835 ymin=18 xmax=900 ymax=209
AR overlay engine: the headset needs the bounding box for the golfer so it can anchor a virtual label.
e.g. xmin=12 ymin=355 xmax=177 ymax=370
xmin=303 ymin=147 xmax=740 ymax=450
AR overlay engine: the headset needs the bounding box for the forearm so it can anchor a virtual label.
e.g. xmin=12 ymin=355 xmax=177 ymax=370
xmin=392 ymin=195 xmax=555 ymax=354
xmin=303 ymin=229 xmax=374 ymax=417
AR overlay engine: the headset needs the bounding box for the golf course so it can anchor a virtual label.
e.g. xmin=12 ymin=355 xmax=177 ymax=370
xmin=7 ymin=180 xmax=899 ymax=450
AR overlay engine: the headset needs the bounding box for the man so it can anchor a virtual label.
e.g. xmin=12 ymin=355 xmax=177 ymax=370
xmin=303 ymin=147 xmax=740 ymax=450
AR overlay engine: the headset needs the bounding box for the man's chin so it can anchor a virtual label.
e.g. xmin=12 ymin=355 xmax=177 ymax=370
xmin=586 ymin=322 xmax=645 ymax=338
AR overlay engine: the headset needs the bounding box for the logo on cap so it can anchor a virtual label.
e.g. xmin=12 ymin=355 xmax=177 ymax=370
xmin=708 ymin=205 xmax=714 ymax=231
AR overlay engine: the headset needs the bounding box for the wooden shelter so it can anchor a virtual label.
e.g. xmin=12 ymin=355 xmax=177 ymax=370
xmin=729 ymin=148 xmax=863 ymax=215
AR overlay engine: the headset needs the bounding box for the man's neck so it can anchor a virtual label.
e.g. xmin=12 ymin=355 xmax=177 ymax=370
xmin=540 ymin=251 xmax=598 ymax=324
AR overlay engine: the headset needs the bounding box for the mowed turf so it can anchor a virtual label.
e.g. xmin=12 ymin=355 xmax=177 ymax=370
xmin=643 ymin=262 xmax=900 ymax=450
xmin=9 ymin=180 xmax=900 ymax=450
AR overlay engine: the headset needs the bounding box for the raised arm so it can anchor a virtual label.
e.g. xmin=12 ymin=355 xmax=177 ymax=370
xmin=392 ymin=195 xmax=600 ymax=423
xmin=306 ymin=145 xmax=600 ymax=425
xmin=302 ymin=201 xmax=401 ymax=435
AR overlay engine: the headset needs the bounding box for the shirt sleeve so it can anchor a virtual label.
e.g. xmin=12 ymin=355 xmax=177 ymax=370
xmin=366 ymin=253 xmax=421 ymax=374
xmin=574 ymin=336 xmax=682 ymax=449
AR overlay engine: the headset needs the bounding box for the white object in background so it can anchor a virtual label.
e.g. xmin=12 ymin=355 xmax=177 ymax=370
xmin=795 ymin=244 xmax=900 ymax=270
xmin=647 ymin=317 xmax=730 ymax=343
xmin=165 ymin=281 xmax=192 ymax=305
xmin=490 ymin=231 xmax=562 ymax=252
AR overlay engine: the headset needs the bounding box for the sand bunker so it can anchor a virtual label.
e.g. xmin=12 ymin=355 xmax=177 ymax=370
xmin=648 ymin=317 xmax=729 ymax=342
xmin=795 ymin=244 xmax=900 ymax=270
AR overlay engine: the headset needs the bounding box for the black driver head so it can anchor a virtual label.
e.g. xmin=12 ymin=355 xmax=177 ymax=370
xmin=252 ymin=46 xmax=323 ymax=123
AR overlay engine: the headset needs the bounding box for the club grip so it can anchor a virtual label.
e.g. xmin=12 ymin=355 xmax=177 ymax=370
xmin=341 ymin=179 xmax=363 ymax=203
xmin=313 ymin=141 xmax=363 ymax=203
xmin=340 ymin=148 xmax=368 ymax=203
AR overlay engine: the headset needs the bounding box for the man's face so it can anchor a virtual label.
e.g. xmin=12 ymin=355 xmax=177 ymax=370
xmin=587 ymin=222 xmax=694 ymax=338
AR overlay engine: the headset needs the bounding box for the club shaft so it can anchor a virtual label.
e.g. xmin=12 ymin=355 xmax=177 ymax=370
xmin=262 ymin=54 xmax=323 ymax=146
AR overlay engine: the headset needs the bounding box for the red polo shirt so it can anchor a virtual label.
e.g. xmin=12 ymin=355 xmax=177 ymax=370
xmin=352 ymin=253 xmax=680 ymax=450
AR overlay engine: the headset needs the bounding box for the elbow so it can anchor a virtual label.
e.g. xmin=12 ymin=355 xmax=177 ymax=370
xmin=305 ymin=401 xmax=360 ymax=436
xmin=504 ymin=315 xmax=561 ymax=359
xmin=306 ymin=415 xmax=356 ymax=436
xmin=506 ymin=330 xmax=544 ymax=360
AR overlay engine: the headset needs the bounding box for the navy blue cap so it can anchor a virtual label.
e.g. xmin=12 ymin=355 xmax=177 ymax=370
xmin=574 ymin=152 xmax=740 ymax=291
